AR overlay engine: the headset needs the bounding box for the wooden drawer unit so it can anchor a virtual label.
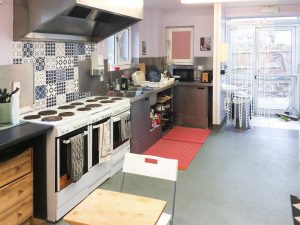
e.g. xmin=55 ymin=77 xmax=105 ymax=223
xmin=0 ymin=148 xmax=32 ymax=188
xmin=0 ymin=195 xmax=33 ymax=225
xmin=0 ymin=148 xmax=33 ymax=225
xmin=0 ymin=173 xmax=33 ymax=214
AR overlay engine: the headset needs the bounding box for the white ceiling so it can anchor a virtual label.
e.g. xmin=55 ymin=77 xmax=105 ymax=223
xmin=144 ymin=0 xmax=300 ymax=10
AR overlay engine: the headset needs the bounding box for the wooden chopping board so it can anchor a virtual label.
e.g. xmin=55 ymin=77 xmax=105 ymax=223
xmin=139 ymin=63 xmax=146 ymax=78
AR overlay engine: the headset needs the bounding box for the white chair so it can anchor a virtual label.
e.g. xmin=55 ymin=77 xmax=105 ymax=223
xmin=121 ymin=153 xmax=178 ymax=225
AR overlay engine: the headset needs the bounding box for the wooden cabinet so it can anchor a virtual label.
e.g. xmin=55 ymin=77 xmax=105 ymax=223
xmin=0 ymin=148 xmax=33 ymax=225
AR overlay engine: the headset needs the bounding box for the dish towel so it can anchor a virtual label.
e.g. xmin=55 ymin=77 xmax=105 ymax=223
xmin=68 ymin=133 xmax=84 ymax=183
xmin=120 ymin=112 xmax=131 ymax=141
xmin=99 ymin=119 xmax=111 ymax=163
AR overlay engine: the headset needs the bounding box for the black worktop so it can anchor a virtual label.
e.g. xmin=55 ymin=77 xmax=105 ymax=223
xmin=0 ymin=122 xmax=52 ymax=151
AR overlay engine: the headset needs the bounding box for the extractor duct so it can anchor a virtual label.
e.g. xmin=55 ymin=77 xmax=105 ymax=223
xmin=14 ymin=0 xmax=143 ymax=43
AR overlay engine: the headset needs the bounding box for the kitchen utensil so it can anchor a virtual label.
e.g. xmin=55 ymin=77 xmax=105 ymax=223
xmin=0 ymin=102 xmax=12 ymax=123
xmin=7 ymin=87 xmax=20 ymax=103
xmin=139 ymin=63 xmax=146 ymax=78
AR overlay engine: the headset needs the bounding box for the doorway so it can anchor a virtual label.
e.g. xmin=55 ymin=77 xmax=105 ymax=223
xmin=226 ymin=18 xmax=299 ymax=120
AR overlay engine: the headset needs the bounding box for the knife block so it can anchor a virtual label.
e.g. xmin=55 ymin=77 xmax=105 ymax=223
xmin=0 ymin=102 xmax=12 ymax=124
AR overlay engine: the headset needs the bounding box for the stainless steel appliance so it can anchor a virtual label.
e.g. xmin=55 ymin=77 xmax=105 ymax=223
xmin=13 ymin=0 xmax=143 ymax=42
xmin=22 ymin=96 xmax=130 ymax=222
xmin=171 ymin=65 xmax=195 ymax=81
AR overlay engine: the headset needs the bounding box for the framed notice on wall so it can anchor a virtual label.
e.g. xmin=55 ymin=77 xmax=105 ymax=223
xmin=200 ymin=37 xmax=211 ymax=51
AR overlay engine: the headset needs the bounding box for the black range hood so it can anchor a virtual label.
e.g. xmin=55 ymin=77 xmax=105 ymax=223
xmin=14 ymin=0 xmax=143 ymax=43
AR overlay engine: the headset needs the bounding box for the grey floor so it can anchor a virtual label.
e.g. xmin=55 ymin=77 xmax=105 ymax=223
xmin=48 ymin=126 xmax=300 ymax=225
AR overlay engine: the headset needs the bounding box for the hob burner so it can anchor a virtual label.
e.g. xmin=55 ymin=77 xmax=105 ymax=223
xmin=77 ymin=107 xmax=92 ymax=111
xmin=41 ymin=116 xmax=62 ymax=122
xmin=23 ymin=115 xmax=41 ymax=120
xmin=38 ymin=110 xmax=57 ymax=116
xmin=111 ymin=98 xmax=123 ymax=101
xmin=70 ymin=102 xmax=84 ymax=106
xmin=58 ymin=112 xmax=75 ymax=117
xmin=100 ymin=100 xmax=115 ymax=103
xmin=95 ymin=97 xmax=109 ymax=100
xmin=58 ymin=105 xmax=75 ymax=110
xmin=85 ymin=104 xmax=102 ymax=108
xmin=86 ymin=99 xmax=98 ymax=102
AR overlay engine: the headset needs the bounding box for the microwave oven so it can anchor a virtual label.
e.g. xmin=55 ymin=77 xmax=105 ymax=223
xmin=171 ymin=65 xmax=195 ymax=82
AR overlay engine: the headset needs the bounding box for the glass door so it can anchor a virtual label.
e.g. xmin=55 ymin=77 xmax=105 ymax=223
xmin=255 ymin=26 xmax=296 ymax=117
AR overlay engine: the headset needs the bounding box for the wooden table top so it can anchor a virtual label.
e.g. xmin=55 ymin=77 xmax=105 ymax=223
xmin=64 ymin=189 xmax=166 ymax=225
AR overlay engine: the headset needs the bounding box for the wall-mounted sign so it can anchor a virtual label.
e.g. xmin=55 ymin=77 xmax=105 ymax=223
xmin=142 ymin=41 xmax=147 ymax=55
xmin=200 ymin=37 xmax=211 ymax=51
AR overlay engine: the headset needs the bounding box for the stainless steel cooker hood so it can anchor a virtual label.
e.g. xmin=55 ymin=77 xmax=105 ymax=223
xmin=14 ymin=0 xmax=143 ymax=43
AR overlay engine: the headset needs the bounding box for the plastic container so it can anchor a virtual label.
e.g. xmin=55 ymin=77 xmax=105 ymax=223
xmin=0 ymin=102 xmax=12 ymax=124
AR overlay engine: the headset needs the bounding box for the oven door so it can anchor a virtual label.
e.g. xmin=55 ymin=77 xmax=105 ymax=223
xmin=91 ymin=117 xmax=111 ymax=167
xmin=56 ymin=127 xmax=89 ymax=192
xmin=112 ymin=111 xmax=131 ymax=154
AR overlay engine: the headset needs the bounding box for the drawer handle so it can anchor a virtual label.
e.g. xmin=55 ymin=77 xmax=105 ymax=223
xmin=15 ymin=166 xmax=21 ymax=172
xmin=198 ymin=87 xmax=205 ymax=90
xmin=18 ymin=189 xmax=24 ymax=195
xmin=18 ymin=212 xmax=23 ymax=218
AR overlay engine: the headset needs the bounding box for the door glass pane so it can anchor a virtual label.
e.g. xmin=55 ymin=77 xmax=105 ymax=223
xmin=256 ymin=28 xmax=294 ymax=115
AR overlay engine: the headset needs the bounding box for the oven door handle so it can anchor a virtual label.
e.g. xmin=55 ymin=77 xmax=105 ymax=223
xmin=62 ymin=130 xmax=88 ymax=144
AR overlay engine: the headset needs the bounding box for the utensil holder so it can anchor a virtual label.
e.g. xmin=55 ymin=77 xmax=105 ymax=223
xmin=0 ymin=102 xmax=12 ymax=124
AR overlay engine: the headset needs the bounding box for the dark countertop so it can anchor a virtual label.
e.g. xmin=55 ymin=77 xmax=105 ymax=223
xmin=177 ymin=81 xmax=213 ymax=87
xmin=0 ymin=122 xmax=53 ymax=151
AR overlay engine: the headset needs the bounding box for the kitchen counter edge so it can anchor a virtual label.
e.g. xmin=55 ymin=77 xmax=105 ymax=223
xmin=0 ymin=122 xmax=53 ymax=151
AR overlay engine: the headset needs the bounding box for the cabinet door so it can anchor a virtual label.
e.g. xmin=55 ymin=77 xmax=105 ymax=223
xmin=130 ymin=98 xmax=150 ymax=144
xmin=182 ymin=86 xmax=208 ymax=128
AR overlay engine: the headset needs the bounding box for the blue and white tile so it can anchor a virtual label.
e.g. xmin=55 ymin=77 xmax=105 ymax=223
xmin=13 ymin=58 xmax=22 ymax=64
xmin=56 ymin=82 xmax=66 ymax=95
xmin=34 ymin=42 xmax=46 ymax=57
xmin=73 ymin=79 xmax=79 ymax=92
xmin=45 ymin=56 xmax=56 ymax=70
xmin=74 ymin=67 xmax=79 ymax=80
xmin=65 ymin=43 xmax=74 ymax=56
xmin=13 ymin=42 xmax=23 ymax=58
xmin=56 ymin=69 xmax=66 ymax=82
xmin=66 ymin=92 xmax=79 ymax=103
xmin=46 ymin=96 xmax=56 ymax=108
xmin=56 ymin=43 xmax=65 ymax=56
xmin=45 ymin=42 xmax=56 ymax=56
xmin=46 ymin=84 xmax=56 ymax=97
xmin=65 ymin=80 xmax=75 ymax=94
xmin=56 ymin=56 xmax=74 ymax=69
xmin=35 ymin=85 xmax=47 ymax=100
xmin=35 ymin=57 xmax=46 ymax=71
xmin=75 ymin=43 xmax=86 ymax=55
xmin=56 ymin=94 xmax=66 ymax=106
xmin=23 ymin=42 xmax=34 ymax=57
xmin=34 ymin=99 xmax=47 ymax=110
xmin=46 ymin=70 xmax=56 ymax=84
xmin=35 ymin=71 xmax=46 ymax=86
xmin=66 ymin=68 xmax=74 ymax=80
xmin=22 ymin=57 xmax=34 ymax=64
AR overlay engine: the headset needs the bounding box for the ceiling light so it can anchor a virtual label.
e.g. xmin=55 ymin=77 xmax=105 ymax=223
xmin=181 ymin=0 xmax=249 ymax=4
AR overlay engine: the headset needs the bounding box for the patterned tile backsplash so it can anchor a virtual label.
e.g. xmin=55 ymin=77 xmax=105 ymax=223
xmin=13 ymin=41 xmax=96 ymax=110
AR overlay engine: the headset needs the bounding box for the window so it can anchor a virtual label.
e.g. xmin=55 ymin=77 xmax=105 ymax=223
xmin=166 ymin=27 xmax=194 ymax=65
xmin=107 ymin=27 xmax=132 ymax=70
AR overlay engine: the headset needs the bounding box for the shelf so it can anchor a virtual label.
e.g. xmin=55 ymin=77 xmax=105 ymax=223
xmin=156 ymin=96 xmax=172 ymax=104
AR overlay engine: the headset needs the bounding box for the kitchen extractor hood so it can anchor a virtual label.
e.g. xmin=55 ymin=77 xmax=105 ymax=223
xmin=14 ymin=0 xmax=143 ymax=43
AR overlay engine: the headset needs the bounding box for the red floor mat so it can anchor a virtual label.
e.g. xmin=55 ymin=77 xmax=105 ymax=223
xmin=163 ymin=126 xmax=211 ymax=144
xmin=144 ymin=139 xmax=202 ymax=170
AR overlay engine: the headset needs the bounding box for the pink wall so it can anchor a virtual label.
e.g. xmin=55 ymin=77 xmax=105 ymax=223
xmin=137 ymin=9 xmax=164 ymax=57
xmin=163 ymin=8 xmax=214 ymax=57
xmin=225 ymin=4 xmax=300 ymax=18
xmin=0 ymin=0 xmax=13 ymax=65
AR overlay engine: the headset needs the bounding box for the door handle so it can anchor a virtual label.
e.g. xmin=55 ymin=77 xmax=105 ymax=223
xmin=145 ymin=98 xmax=149 ymax=101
